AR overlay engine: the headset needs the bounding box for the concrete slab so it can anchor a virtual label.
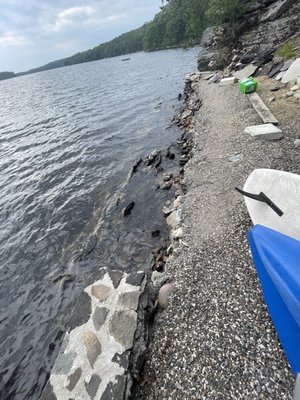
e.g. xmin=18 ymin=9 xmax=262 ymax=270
xmin=282 ymin=58 xmax=300 ymax=83
xmin=244 ymin=124 xmax=283 ymax=140
xmin=219 ymin=77 xmax=236 ymax=86
xmin=233 ymin=64 xmax=257 ymax=81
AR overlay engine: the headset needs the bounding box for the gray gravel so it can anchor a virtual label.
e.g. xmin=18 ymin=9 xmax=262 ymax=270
xmin=133 ymin=78 xmax=300 ymax=399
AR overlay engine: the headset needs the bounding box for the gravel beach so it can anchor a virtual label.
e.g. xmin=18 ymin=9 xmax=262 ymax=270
xmin=133 ymin=76 xmax=300 ymax=399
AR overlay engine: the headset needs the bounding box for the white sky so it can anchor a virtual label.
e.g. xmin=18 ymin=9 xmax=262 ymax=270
xmin=0 ymin=0 xmax=161 ymax=72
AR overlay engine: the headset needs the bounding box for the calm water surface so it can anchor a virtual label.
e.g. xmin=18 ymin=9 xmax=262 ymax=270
xmin=0 ymin=48 xmax=199 ymax=398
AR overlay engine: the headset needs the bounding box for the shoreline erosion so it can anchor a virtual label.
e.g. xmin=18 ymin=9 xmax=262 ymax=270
xmin=132 ymin=70 xmax=299 ymax=399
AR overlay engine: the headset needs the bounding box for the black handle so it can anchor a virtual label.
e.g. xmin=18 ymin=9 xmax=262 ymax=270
xmin=235 ymin=187 xmax=283 ymax=217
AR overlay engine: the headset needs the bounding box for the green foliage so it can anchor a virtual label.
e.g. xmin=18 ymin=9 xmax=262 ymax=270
xmin=206 ymin=0 xmax=245 ymax=26
xmin=275 ymin=41 xmax=295 ymax=59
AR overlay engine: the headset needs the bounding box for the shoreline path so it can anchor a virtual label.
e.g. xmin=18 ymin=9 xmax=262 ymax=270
xmin=133 ymin=77 xmax=299 ymax=399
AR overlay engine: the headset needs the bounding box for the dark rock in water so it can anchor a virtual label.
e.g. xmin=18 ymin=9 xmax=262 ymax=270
xmin=123 ymin=202 xmax=135 ymax=217
xmin=162 ymin=182 xmax=172 ymax=190
xmin=154 ymin=155 xmax=162 ymax=168
xmin=178 ymin=93 xmax=182 ymax=100
xmin=151 ymin=230 xmax=160 ymax=238
xmin=131 ymin=159 xmax=142 ymax=175
xmin=166 ymin=151 xmax=175 ymax=160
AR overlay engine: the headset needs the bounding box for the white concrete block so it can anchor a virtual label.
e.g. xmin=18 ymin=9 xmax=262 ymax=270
xmin=244 ymin=124 xmax=283 ymax=140
xmin=219 ymin=77 xmax=236 ymax=85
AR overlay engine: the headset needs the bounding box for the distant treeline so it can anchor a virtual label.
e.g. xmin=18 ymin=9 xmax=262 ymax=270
xmin=0 ymin=0 xmax=244 ymax=80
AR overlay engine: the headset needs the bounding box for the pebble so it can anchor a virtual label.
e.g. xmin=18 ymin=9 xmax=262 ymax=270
xmin=269 ymin=96 xmax=275 ymax=102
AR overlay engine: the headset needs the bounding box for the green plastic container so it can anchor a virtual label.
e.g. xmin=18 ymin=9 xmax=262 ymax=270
xmin=239 ymin=77 xmax=258 ymax=94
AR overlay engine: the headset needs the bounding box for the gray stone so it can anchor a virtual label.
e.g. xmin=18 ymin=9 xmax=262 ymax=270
xmin=166 ymin=210 xmax=181 ymax=230
xmin=158 ymin=283 xmax=175 ymax=309
xmin=52 ymin=352 xmax=76 ymax=375
xmin=269 ymin=97 xmax=275 ymax=103
xmin=91 ymin=284 xmax=111 ymax=301
xmin=294 ymin=139 xmax=300 ymax=148
xmin=108 ymin=270 xmax=123 ymax=289
xmin=85 ymin=374 xmax=101 ymax=400
xmin=244 ymin=124 xmax=283 ymax=140
xmin=68 ymin=291 xmax=92 ymax=330
xmin=109 ymin=310 xmax=137 ymax=350
xmin=294 ymin=92 xmax=300 ymax=101
xmin=233 ymin=64 xmax=257 ymax=81
xmin=118 ymin=291 xmax=140 ymax=311
xmin=93 ymin=307 xmax=109 ymax=331
xmin=282 ymin=58 xmax=300 ymax=83
xmin=181 ymin=109 xmax=192 ymax=119
xmin=66 ymin=368 xmax=82 ymax=391
xmin=172 ymin=227 xmax=183 ymax=240
xmin=228 ymin=154 xmax=241 ymax=163
xmin=84 ymin=332 xmax=102 ymax=368
xmin=291 ymin=85 xmax=300 ymax=92
xmin=126 ymin=271 xmax=145 ymax=286
xmin=260 ymin=0 xmax=294 ymax=22
xmin=280 ymin=59 xmax=293 ymax=71
xmin=100 ymin=375 xmax=126 ymax=400
xmin=284 ymin=91 xmax=294 ymax=98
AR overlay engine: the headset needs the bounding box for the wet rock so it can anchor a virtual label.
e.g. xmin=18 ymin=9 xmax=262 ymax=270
xmin=93 ymin=307 xmax=109 ymax=331
xmin=166 ymin=150 xmax=175 ymax=159
xmin=158 ymin=283 xmax=175 ymax=309
xmin=166 ymin=210 xmax=181 ymax=230
xmin=84 ymin=332 xmax=102 ymax=368
xmin=85 ymin=374 xmax=101 ymax=400
xmin=108 ymin=310 xmax=137 ymax=350
xmin=118 ymin=291 xmax=140 ymax=311
xmin=126 ymin=271 xmax=145 ymax=286
xmin=151 ymin=229 xmax=160 ymax=238
xmin=108 ymin=270 xmax=123 ymax=289
xmin=131 ymin=159 xmax=142 ymax=175
xmin=163 ymin=173 xmax=172 ymax=181
xmin=181 ymin=109 xmax=192 ymax=119
xmin=178 ymin=93 xmax=182 ymax=100
xmin=123 ymin=202 xmax=135 ymax=217
xmin=66 ymin=368 xmax=82 ymax=391
xmin=91 ymin=284 xmax=111 ymax=301
xmin=162 ymin=181 xmax=172 ymax=190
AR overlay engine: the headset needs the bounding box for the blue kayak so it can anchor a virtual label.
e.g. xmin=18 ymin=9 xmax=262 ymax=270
xmin=248 ymin=224 xmax=300 ymax=375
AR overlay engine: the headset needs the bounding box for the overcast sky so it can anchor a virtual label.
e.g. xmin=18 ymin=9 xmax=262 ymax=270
xmin=0 ymin=0 xmax=161 ymax=73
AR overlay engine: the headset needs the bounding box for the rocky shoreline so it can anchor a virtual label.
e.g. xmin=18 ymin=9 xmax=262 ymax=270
xmin=131 ymin=60 xmax=300 ymax=398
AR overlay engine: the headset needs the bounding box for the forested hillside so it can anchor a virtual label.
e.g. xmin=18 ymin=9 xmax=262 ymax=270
xmin=1 ymin=0 xmax=244 ymax=79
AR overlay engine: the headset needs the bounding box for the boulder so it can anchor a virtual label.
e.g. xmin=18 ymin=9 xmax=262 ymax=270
xmin=197 ymin=49 xmax=217 ymax=71
xmin=282 ymin=58 xmax=300 ymax=83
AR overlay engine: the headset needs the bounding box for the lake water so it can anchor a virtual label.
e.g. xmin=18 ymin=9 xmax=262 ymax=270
xmin=0 ymin=48 xmax=199 ymax=399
